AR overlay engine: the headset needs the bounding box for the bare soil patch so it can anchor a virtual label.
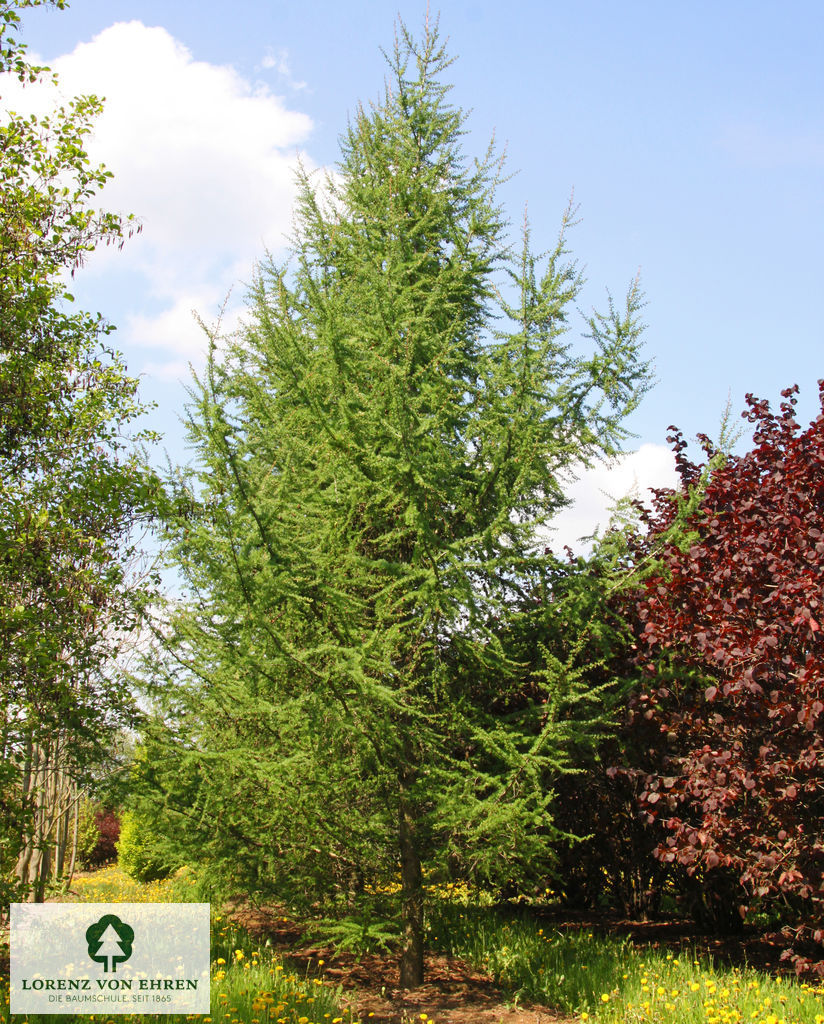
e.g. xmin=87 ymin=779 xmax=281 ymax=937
xmin=228 ymin=903 xmax=573 ymax=1024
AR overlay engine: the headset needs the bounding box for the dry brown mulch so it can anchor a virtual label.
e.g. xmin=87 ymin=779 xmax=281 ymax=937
xmin=227 ymin=903 xmax=573 ymax=1024
xmin=331 ymin=952 xmax=572 ymax=1024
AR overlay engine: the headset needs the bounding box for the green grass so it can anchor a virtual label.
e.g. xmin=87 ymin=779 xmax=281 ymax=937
xmin=427 ymin=900 xmax=636 ymax=1010
xmin=67 ymin=863 xmax=200 ymax=904
xmin=426 ymin=899 xmax=824 ymax=1023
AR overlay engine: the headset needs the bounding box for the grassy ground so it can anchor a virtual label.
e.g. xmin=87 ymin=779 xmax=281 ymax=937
xmin=4 ymin=867 xmax=824 ymax=1024
xmin=426 ymin=900 xmax=824 ymax=1023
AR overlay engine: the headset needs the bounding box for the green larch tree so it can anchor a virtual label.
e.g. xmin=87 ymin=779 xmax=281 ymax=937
xmin=153 ymin=20 xmax=650 ymax=986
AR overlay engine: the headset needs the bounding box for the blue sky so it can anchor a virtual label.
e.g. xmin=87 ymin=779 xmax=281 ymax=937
xmin=10 ymin=0 xmax=824 ymax=549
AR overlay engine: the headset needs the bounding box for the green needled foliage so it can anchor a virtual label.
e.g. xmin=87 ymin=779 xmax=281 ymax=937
xmin=152 ymin=20 xmax=651 ymax=987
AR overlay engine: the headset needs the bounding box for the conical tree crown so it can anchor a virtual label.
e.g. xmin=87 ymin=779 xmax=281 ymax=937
xmin=155 ymin=18 xmax=651 ymax=962
xmin=258 ymin=22 xmax=506 ymax=557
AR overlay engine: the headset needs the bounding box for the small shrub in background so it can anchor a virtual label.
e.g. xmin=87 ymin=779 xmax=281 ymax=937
xmin=117 ymin=807 xmax=180 ymax=882
xmin=73 ymin=799 xmax=100 ymax=870
xmin=76 ymin=801 xmax=121 ymax=869
xmin=92 ymin=807 xmax=121 ymax=865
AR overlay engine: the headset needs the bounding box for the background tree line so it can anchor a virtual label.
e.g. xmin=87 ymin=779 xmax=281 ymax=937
xmin=0 ymin=0 xmax=157 ymax=906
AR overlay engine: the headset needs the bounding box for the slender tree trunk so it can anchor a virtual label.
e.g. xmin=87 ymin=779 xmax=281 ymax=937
xmin=398 ymin=781 xmax=424 ymax=989
xmin=15 ymin=735 xmax=67 ymax=901
xmin=54 ymin=741 xmax=74 ymax=884
xmin=65 ymin=790 xmax=80 ymax=890
xmin=15 ymin=737 xmax=35 ymax=890
xmin=33 ymin=740 xmax=54 ymax=901
xmin=35 ymin=843 xmax=50 ymax=902
xmin=55 ymin=777 xmax=69 ymax=882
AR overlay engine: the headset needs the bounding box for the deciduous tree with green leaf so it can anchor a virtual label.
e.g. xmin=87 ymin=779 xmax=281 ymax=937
xmin=0 ymin=0 xmax=157 ymax=902
xmin=153 ymin=20 xmax=650 ymax=986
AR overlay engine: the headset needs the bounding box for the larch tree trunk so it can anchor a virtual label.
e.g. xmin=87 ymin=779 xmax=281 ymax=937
xmin=398 ymin=781 xmax=424 ymax=989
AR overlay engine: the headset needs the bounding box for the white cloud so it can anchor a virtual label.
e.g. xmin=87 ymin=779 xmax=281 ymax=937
xmin=126 ymin=293 xmax=217 ymax=361
xmin=140 ymin=358 xmax=198 ymax=385
xmin=124 ymin=286 xmax=249 ymax=372
xmin=549 ymin=443 xmax=679 ymax=555
xmin=3 ymin=22 xmax=315 ymax=379
xmin=51 ymin=23 xmax=312 ymax=257
xmin=259 ymin=48 xmax=308 ymax=91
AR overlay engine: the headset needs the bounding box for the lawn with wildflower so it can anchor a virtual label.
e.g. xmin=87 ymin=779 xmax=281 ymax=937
xmin=424 ymin=898 xmax=824 ymax=1024
xmin=4 ymin=868 xmax=824 ymax=1024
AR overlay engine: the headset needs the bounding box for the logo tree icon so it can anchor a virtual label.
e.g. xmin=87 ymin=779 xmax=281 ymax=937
xmin=86 ymin=914 xmax=134 ymax=973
